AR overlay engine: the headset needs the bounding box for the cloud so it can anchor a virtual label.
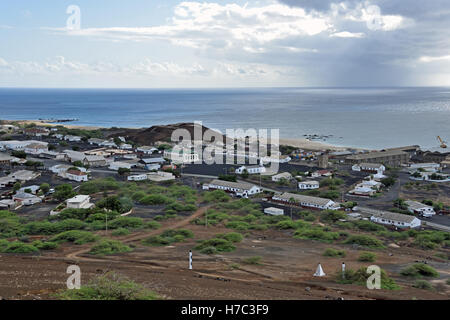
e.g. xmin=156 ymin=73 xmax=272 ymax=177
xmin=419 ymin=55 xmax=450 ymax=63
xmin=0 ymin=56 xmax=287 ymax=80
xmin=330 ymin=31 xmax=365 ymax=38
xmin=48 ymin=1 xmax=407 ymax=50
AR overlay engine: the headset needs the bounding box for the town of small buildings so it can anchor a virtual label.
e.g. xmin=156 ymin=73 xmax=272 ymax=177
xmin=1 ymin=126 xmax=449 ymax=231
xmin=0 ymin=123 xmax=449 ymax=300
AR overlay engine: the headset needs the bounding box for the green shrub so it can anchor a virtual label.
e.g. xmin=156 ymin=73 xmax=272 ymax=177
xmin=412 ymin=280 xmax=434 ymax=291
xmin=0 ymin=216 xmax=24 ymax=238
xmin=89 ymin=239 xmax=132 ymax=255
xmin=142 ymin=229 xmax=193 ymax=246
xmin=50 ymin=230 xmax=99 ymax=245
xmin=24 ymin=221 xmax=57 ymax=235
xmin=194 ymin=238 xmax=236 ymax=253
xmin=57 ymin=272 xmax=159 ymax=300
xmin=400 ymin=263 xmax=439 ymax=278
xmin=343 ymin=235 xmax=385 ymax=249
xmin=358 ymin=252 xmax=376 ymax=262
xmin=323 ymin=248 xmax=346 ymax=257
xmin=142 ymin=235 xmax=172 ymax=246
xmin=225 ymin=221 xmax=250 ymax=231
xmin=145 ymin=220 xmax=161 ymax=230
xmin=203 ymin=190 xmax=231 ymax=203
xmin=79 ymin=178 xmax=120 ymax=195
xmin=242 ymin=256 xmax=262 ymax=265
xmin=353 ymin=220 xmax=386 ymax=232
xmin=1 ymin=241 xmax=39 ymax=254
xmin=199 ymin=246 xmax=218 ymax=254
xmin=108 ymin=217 xmax=143 ymax=230
xmin=217 ymin=232 xmax=243 ymax=243
xmin=294 ymin=227 xmax=339 ymax=243
xmin=111 ymin=228 xmax=131 ymax=236
xmin=54 ymin=219 xmax=87 ymax=232
xmin=338 ymin=267 xmax=399 ymax=290
xmin=139 ymin=194 xmax=171 ymax=205
xmin=32 ymin=240 xmax=59 ymax=250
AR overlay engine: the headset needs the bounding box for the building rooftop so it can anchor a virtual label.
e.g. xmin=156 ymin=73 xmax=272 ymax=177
xmin=67 ymin=195 xmax=90 ymax=203
xmin=356 ymin=207 xmax=417 ymax=223
xmin=356 ymin=163 xmax=385 ymax=168
xmin=347 ymin=150 xmax=408 ymax=160
xmin=274 ymin=192 xmax=333 ymax=207
xmin=300 ymin=180 xmax=320 ymax=185
xmin=405 ymin=200 xmax=432 ymax=211
xmin=209 ymin=179 xmax=257 ymax=191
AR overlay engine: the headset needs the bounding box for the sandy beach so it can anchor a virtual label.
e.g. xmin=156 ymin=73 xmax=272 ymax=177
xmin=5 ymin=120 xmax=351 ymax=151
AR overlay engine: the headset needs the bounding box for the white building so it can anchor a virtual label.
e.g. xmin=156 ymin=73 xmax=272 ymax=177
xmin=271 ymin=172 xmax=292 ymax=182
xmin=360 ymin=179 xmax=382 ymax=190
xmin=203 ymin=179 xmax=262 ymax=198
xmin=24 ymin=142 xmax=48 ymax=155
xmin=66 ymin=195 xmax=94 ymax=209
xmin=141 ymin=157 xmax=166 ymax=166
xmin=405 ymin=200 xmax=436 ymax=218
xmin=0 ymin=140 xmax=48 ymax=151
xmin=10 ymin=170 xmax=40 ymax=183
xmin=88 ymin=138 xmax=104 ymax=145
xmin=137 ymin=146 xmax=158 ymax=154
xmin=127 ymin=174 xmax=148 ymax=181
xmin=370 ymin=211 xmax=421 ymax=229
xmin=145 ymin=163 xmax=161 ymax=171
xmin=352 ymin=163 xmax=386 ymax=174
xmin=50 ymin=164 xmax=87 ymax=174
xmin=64 ymin=135 xmax=82 ymax=142
xmin=235 ymin=165 xmax=266 ymax=175
xmin=64 ymin=169 xmax=89 ymax=182
xmin=348 ymin=185 xmax=376 ymax=197
xmin=272 ymin=192 xmax=340 ymax=210
xmin=298 ymin=181 xmax=320 ymax=190
xmin=120 ymin=143 xmax=133 ymax=150
xmin=109 ymin=161 xmax=133 ymax=171
xmin=18 ymin=185 xmax=40 ymax=194
xmin=13 ymin=192 xmax=42 ymax=206
xmin=164 ymin=148 xmax=200 ymax=163
xmin=407 ymin=163 xmax=440 ymax=173
xmin=147 ymin=171 xmax=176 ymax=182
xmin=264 ymin=207 xmax=284 ymax=216
xmin=260 ymin=155 xmax=291 ymax=164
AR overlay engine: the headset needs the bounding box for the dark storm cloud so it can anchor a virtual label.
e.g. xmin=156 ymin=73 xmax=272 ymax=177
xmin=272 ymin=0 xmax=450 ymax=85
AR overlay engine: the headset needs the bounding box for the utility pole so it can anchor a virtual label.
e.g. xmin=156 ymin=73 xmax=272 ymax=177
xmin=205 ymin=208 xmax=208 ymax=228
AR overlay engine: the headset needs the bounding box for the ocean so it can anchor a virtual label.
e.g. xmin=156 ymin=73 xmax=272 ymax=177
xmin=0 ymin=87 xmax=449 ymax=150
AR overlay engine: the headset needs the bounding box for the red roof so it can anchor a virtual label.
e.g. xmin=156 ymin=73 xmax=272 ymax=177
xmin=67 ymin=170 xmax=87 ymax=176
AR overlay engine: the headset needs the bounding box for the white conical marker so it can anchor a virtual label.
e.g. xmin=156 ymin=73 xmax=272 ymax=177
xmin=313 ymin=263 xmax=326 ymax=277
xmin=189 ymin=250 xmax=193 ymax=270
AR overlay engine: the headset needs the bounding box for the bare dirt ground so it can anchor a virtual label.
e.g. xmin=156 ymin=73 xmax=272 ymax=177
xmin=0 ymin=208 xmax=449 ymax=300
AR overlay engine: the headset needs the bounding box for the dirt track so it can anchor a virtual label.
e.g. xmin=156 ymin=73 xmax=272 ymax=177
xmin=0 ymin=207 xmax=449 ymax=300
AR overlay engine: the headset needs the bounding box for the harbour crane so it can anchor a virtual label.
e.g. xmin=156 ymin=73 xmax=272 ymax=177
xmin=437 ymin=136 xmax=448 ymax=149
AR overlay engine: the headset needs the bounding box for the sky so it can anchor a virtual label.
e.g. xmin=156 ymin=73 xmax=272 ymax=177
xmin=0 ymin=0 xmax=449 ymax=88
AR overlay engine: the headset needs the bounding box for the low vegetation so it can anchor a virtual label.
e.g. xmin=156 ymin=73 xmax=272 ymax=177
xmin=358 ymin=252 xmax=376 ymax=262
xmin=337 ymin=267 xmax=400 ymax=290
xmin=323 ymin=248 xmax=346 ymax=258
xmin=89 ymin=239 xmax=132 ymax=255
xmin=400 ymin=263 xmax=439 ymax=278
xmin=142 ymin=229 xmax=194 ymax=246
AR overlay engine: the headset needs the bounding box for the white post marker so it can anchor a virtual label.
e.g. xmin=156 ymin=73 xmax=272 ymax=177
xmin=342 ymin=262 xmax=346 ymax=279
xmin=313 ymin=263 xmax=326 ymax=277
xmin=189 ymin=250 xmax=193 ymax=270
